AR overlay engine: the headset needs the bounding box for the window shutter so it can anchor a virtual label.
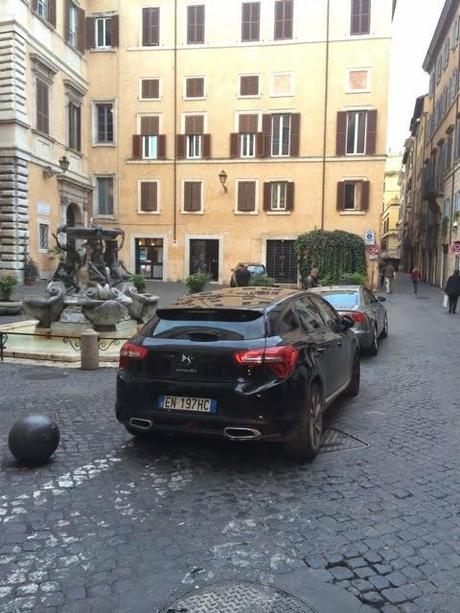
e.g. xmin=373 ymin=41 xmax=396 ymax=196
xmin=186 ymin=182 xmax=201 ymax=212
xmin=111 ymin=15 xmax=119 ymax=47
xmin=274 ymin=1 xmax=283 ymax=39
xmin=238 ymin=182 xmax=256 ymax=212
xmin=197 ymin=5 xmax=205 ymax=43
xmin=242 ymin=3 xmax=250 ymax=41
xmin=239 ymin=113 xmax=258 ymax=133
xmin=366 ymin=110 xmax=377 ymax=155
xmin=77 ymin=7 xmax=85 ymax=53
xmin=286 ymin=182 xmax=295 ymax=210
xmin=140 ymin=116 xmax=159 ymax=135
xmin=230 ymin=133 xmax=239 ymax=158
xmin=141 ymin=183 xmax=157 ymax=212
xmin=256 ymin=132 xmax=264 ymax=157
xmin=336 ymin=182 xmax=345 ymax=211
xmin=157 ymin=135 xmax=166 ymax=159
xmin=143 ymin=7 xmax=159 ymax=46
xmin=185 ymin=115 xmax=204 ymax=134
xmin=186 ymin=78 xmax=204 ymax=98
xmin=361 ymin=181 xmax=370 ymax=211
xmin=262 ymin=114 xmax=272 ymax=158
xmin=32 ymin=0 xmax=38 ymax=11
xmin=202 ymin=134 xmax=211 ymax=159
xmin=65 ymin=0 xmax=70 ymax=42
xmin=37 ymin=80 xmax=49 ymax=134
xmin=176 ymin=135 xmax=186 ymax=159
xmin=290 ymin=113 xmax=300 ymax=156
xmin=48 ymin=0 xmax=56 ymax=27
xmin=184 ymin=182 xmax=192 ymax=211
xmin=132 ymin=135 xmax=142 ymax=159
xmin=336 ymin=112 xmax=347 ymax=156
xmin=85 ymin=17 xmax=95 ymax=49
xmin=263 ymin=182 xmax=271 ymax=211
xmin=240 ymin=75 xmax=258 ymax=96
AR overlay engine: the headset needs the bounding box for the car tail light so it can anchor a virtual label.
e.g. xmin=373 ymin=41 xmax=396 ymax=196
xmin=119 ymin=342 xmax=148 ymax=370
xmin=234 ymin=346 xmax=299 ymax=380
xmin=341 ymin=311 xmax=366 ymax=323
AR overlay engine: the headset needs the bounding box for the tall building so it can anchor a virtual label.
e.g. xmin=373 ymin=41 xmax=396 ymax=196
xmin=380 ymin=154 xmax=402 ymax=263
xmin=1 ymin=0 xmax=396 ymax=284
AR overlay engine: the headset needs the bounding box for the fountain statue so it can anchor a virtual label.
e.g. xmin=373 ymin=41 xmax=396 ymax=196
xmin=23 ymin=225 xmax=158 ymax=336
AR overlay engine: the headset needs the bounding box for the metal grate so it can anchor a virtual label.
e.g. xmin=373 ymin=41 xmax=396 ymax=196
xmin=164 ymin=582 xmax=315 ymax=613
xmin=320 ymin=428 xmax=369 ymax=454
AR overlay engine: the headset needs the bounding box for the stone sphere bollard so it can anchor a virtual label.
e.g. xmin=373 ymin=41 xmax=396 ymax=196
xmin=8 ymin=415 xmax=60 ymax=465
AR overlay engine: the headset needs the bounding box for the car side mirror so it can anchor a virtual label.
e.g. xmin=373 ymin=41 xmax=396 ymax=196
xmin=377 ymin=296 xmax=386 ymax=303
xmin=341 ymin=315 xmax=354 ymax=329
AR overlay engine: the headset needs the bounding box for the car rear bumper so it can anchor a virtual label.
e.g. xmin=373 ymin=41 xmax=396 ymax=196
xmin=350 ymin=327 xmax=373 ymax=349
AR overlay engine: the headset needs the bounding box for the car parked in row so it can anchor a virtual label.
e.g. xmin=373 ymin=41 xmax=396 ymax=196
xmin=230 ymin=263 xmax=267 ymax=287
xmin=310 ymin=285 xmax=388 ymax=356
xmin=116 ymin=287 xmax=360 ymax=462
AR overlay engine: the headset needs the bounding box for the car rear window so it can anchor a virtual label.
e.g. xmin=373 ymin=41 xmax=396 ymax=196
xmin=321 ymin=292 xmax=358 ymax=310
xmin=247 ymin=265 xmax=265 ymax=275
xmin=144 ymin=308 xmax=266 ymax=341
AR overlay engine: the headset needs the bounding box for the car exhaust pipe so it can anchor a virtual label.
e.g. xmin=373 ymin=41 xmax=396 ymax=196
xmin=223 ymin=427 xmax=262 ymax=441
xmin=129 ymin=417 xmax=153 ymax=431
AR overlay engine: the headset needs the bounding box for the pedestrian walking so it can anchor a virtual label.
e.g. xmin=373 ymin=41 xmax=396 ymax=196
xmin=410 ymin=268 xmax=421 ymax=294
xmin=384 ymin=262 xmax=396 ymax=294
xmin=234 ymin=263 xmax=251 ymax=287
xmin=304 ymin=268 xmax=319 ymax=289
xmin=445 ymin=269 xmax=460 ymax=314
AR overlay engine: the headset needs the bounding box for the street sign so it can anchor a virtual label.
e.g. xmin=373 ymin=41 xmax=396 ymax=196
xmin=364 ymin=229 xmax=376 ymax=245
xmin=451 ymin=242 xmax=460 ymax=255
xmin=367 ymin=245 xmax=380 ymax=260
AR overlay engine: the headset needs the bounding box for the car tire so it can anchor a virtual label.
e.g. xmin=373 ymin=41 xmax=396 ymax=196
xmin=343 ymin=352 xmax=360 ymax=397
xmin=366 ymin=325 xmax=379 ymax=356
xmin=379 ymin=314 xmax=388 ymax=339
xmin=285 ymin=383 xmax=324 ymax=463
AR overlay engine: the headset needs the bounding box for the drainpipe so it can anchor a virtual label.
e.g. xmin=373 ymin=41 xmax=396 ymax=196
xmin=320 ymin=0 xmax=330 ymax=231
xmin=173 ymin=0 xmax=178 ymax=243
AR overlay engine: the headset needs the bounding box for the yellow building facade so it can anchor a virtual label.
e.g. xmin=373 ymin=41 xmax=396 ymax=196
xmin=1 ymin=0 xmax=396 ymax=284
xmin=380 ymin=154 xmax=402 ymax=261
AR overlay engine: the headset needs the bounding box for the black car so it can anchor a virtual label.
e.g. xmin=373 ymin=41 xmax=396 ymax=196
xmin=116 ymin=287 xmax=360 ymax=462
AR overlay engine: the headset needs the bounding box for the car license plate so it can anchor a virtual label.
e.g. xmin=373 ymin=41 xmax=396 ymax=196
xmin=158 ymin=395 xmax=217 ymax=414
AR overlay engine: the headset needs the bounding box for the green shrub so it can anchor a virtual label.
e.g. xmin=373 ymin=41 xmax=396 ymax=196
xmin=185 ymin=272 xmax=210 ymax=294
xmin=131 ymin=274 xmax=146 ymax=292
xmin=0 ymin=274 xmax=18 ymax=301
xmin=250 ymin=274 xmax=275 ymax=287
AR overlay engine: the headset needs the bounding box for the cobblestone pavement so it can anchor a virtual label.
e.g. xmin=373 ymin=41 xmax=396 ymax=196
xmin=1 ymin=277 xmax=459 ymax=612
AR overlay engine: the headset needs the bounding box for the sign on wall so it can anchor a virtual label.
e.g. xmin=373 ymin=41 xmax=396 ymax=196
xmin=364 ymin=229 xmax=376 ymax=245
xmin=37 ymin=202 xmax=50 ymax=216
xmin=450 ymin=242 xmax=460 ymax=256
xmin=367 ymin=245 xmax=380 ymax=260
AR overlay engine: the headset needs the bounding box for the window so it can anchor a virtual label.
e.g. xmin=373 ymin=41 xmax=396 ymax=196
xmin=139 ymin=116 xmax=160 ymax=159
xmin=142 ymin=7 xmax=159 ymax=46
xmin=237 ymin=181 xmax=256 ymax=212
xmin=294 ymin=298 xmax=324 ymax=332
xmin=96 ymin=177 xmax=114 ymax=216
xmin=239 ymin=75 xmax=259 ymax=96
xmin=95 ymin=103 xmax=114 ymax=143
xmin=274 ymin=0 xmax=293 ymax=40
xmin=455 ymin=119 xmax=460 ymax=158
xmin=37 ymin=0 xmax=48 ymax=18
xmin=139 ymin=181 xmax=158 ymax=212
xmin=337 ymin=180 xmax=370 ymax=212
xmin=185 ymin=77 xmax=205 ymax=99
xmin=436 ymin=55 xmax=443 ymax=83
xmin=142 ymin=136 xmax=158 ymax=159
xmin=187 ymin=135 xmax=202 ymax=159
xmin=183 ymin=181 xmax=202 ymax=212
xmin=271 ymin=73 xmax=293 ymax=96
xmin=38 ymin=223 xmax=49 ymax=252
xmin=443 ymin=40 xmax=450 ymax=70
xmin=310 ymin=296 xmax=342 ymax=329
xmin=346 ymin=111 xmax=367 ymax=154
xmin=68 ymin=102 xmax=81 ymax=151
xmin=429 ymin=72 xmax=435 ymax=96
xmin=447 ymin=130 xmax=454 ymax=170
xmin=184 ymin=114 xmax=204 ymax=159
xmin=348 ymin=69 xmax=369 ymax=92
xmin=34 ymin=0 xmax=56 ymax=26
xmin=271 ymin=114 xmax=291 ymax=156
xmin=271 ymin=182 xmax=288 ymax=210
xmin=242 ymin=2 xmax=260 ymax=42
xmin=36 ymin=78 xmax=49 ymax=134
xmin=187 ymin=5 xmax=205 ymax=44
xmin=95 ymin=17 xmax=112 ymax=48
xmin=67 ymin=1 xmax=84 ymax=52
xmin=141 ymin=79 xmax=160 ymax=100
xmin=268 ymin=306 xmax=299 ymax=335
xmin=240 ymin=134 xmax=256 ymax=158
xmin=238 ymin=113 xmax=258 ymax=158
xmin=350 ymin=0 xmax=370 ymax=35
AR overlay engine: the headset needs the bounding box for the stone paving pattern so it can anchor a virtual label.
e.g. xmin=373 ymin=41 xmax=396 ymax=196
xmin=1 ymin=278 xmax=459 ymax=612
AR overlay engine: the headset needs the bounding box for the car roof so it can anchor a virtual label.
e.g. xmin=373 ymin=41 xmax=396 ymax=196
xmin=310 ymin=285 xmax=362 ymax=293
xmin=169 ymin=287 xmax=303 ymax=310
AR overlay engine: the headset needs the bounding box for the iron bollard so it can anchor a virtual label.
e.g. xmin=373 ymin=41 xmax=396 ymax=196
xmin=80 ymin=329 xmax=99 ymax=370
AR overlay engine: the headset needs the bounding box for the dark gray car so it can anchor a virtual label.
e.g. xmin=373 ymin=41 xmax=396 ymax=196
xmin=310 ymin=285 xmax=388 ymax=356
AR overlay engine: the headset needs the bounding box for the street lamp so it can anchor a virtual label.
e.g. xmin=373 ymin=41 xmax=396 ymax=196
xmin=218 ymin=169 xmax=228 ymax=193
xmin=43 ymin=155 xmax=70 ymax=179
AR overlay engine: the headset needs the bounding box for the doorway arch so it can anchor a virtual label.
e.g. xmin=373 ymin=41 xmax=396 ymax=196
xmin=66 ymin=203 xmax=82 ymax=227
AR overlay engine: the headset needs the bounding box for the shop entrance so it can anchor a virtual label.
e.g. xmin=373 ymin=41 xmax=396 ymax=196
xmin=189 ymin=239 xmax=219 ymax=281
xmin=135 ymin=238 xmax=164 ymax=280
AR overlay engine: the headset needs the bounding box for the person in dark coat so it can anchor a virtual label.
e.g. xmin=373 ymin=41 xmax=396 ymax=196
xmin=234 ymin=263 xmax=251 ymax=287
xmin=445 ymin=269 xmax=460 ymax=314
xmin=304 ymin=268 xmax=319 ymax=289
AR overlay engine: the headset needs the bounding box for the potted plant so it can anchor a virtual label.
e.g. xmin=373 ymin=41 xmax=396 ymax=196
xmin=24 ymin=258 xmax=39 ymax=286
xmin=0 ymin=274 xmax=22 ymax=315
xmin=131 ymin=274 xmax=147 ymax=293
xmin=185 ymin=272 xmax=210 ymax=294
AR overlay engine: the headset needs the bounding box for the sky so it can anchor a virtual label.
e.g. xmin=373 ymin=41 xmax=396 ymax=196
xmin=387 ymin=0 xmax=446 ymax=153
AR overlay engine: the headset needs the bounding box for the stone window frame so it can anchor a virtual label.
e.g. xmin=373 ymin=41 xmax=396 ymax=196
xmin=138 ymin=179 xmax=161 ymax=215
xmin=92 ymin=99 xmax=117 ymax=146
xmin=31 ymin=54 xmax=57 ymax=138
xmin=94 ymin=174 xmax=116 ymax=219
xmin=64 ymin=80 xmax=85 ymax=155
xmin=345 ymin=67 xmax=371 ymax=93
xmin=38 ymin=219 xmax=50 ymax=253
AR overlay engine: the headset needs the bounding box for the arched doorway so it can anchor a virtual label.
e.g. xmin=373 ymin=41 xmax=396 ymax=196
xmin=66 ymin=203 xmax=82 ymax=227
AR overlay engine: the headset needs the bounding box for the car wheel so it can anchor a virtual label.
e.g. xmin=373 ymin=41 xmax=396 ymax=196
xmin=343 ymin=352 xmax=360 ymax=397
xmin=285 ymin=383 xmax=324 ymax=462
xmin=367 ymin=325 xmax=379 ymax=356
xmin=379 ymin=314 xmax=388 ymax=339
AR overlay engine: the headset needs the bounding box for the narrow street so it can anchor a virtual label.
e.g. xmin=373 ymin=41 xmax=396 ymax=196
xmin=1 ymin=277 xmax=459 ymax=612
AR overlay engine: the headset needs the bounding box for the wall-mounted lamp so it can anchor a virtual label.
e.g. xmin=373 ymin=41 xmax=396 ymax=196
xmin=218 ymin=169 xmax=228 ymax=193
xmin=43 ymin=155 xmax=70 ymax=179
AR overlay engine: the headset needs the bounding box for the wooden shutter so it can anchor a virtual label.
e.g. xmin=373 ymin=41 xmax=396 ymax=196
xmin=286 ymin=182 xmax=295 ymax=210
xmin=336 ymin=112 xmax=347 ymax=156
xmin=336 ymin=182 xmax=345 ymax=211
xmin=274 ymin=0 xmax=292 ymax=40
xmin=132 ymin=135 xmax=142 ymax=159
xmin=111 ymin=15 xmax=119 ymax=47
xmin=239 ymin=114 xmax=258 ymax=133
xmin=48 ymin=0 xmax=56 ymax=27
xmin=176 ymin=135 xmax=186 ymax=159
xmin=85 ymin=17 xmax=95 ymax=49
xmin=77 ymin=7 xmax=85 ymax=53
xmin=238 ymin=182 xmax=256 ymax=212
xmin=230 ymin=133 xmax=239 ymax=158
xmin=256 ymin=132 xmax=264 ymax=157
xmin=361 ymin=181 xmax=370 ymax=211
xmin=366 ymin=110 xmax=377 ymax=155
xmin=141 ymin=182 xmax=157 ymax=212
xmin=188 ymin=5 xmax=205 ymax=44
xmin=263 ymin=182 xmax=271 ymax=211
xmin=351 ymin=0 xmax=370 ymax=35
xmin=185 ymin=115 xmax=204 ymax=134
xmin=186 ymin=78 xmax=204 ymax=98
xmin=196 ymin=5 xmax=205 ymax=43
xmin=274 ymin=1 xmax=283 ymax=39
xmin=143 ymin=7 xmax=159 ymax=46
xmin=242 ymin=3 xmax=250 ymax=41
xmin=36 ymin=79 xmax=49 ymax=134
xmin=157 ymin=135 xmax=166 ymax=159
xmin=290 ymin=113 xmax=300 ymax=156
xmin=240 ymin=75 xmax=258 ymax=96
xmin=184 ymin=182 xmax=192 ymax=211
xmin=202 ymin=134 xmax=211 ymax=159
xmin=32 ymin=0 xmax=38 ymax=11
xmin=65 ymin=0 xmax=70 ymax=43
xmin=142 ymin=79 xmax=159 ymax=99
xmin=262 ymin=114 xmax=272 ymax=158
xmin=140 ymin=116 xmax=159 ymax=135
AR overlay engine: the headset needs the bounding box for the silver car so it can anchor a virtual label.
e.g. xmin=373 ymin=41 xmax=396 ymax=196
xmin=310 ymin=285 xmax=388 ymax=356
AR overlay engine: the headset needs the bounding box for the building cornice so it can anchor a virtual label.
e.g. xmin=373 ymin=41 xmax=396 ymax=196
xmin=423 ymin=0 xmax=459 ymax=73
